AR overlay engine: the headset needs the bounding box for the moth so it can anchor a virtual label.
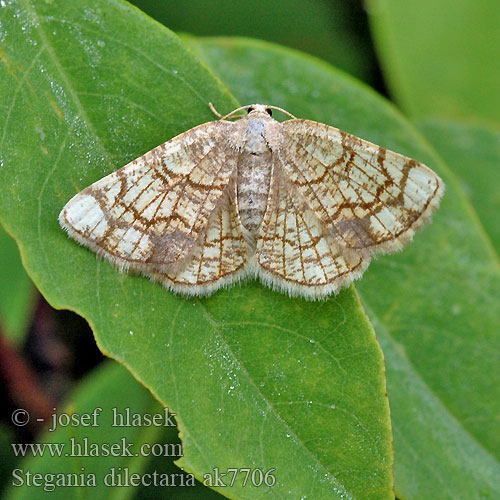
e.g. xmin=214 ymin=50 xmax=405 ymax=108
xmin=59 ymin=104 xmax=444 ymax=299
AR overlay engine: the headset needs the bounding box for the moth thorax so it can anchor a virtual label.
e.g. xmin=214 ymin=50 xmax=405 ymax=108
xmin=237 ymin=148 xmax=273 ymax=234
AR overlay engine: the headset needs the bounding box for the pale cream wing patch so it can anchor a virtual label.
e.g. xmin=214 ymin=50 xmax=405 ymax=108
xmin=255 ymin=173 xmax=368 ymax=298
xmin=280 ymin=119 xmax=444 ymax=254
xmin=150 ymin=186 xmax=250 ymax=295
xmin=59 ymin=121 xmax=236 ymax=272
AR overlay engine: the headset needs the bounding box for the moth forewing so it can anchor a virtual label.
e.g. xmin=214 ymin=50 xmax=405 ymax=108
xmin=60 ymin=120 xmax=237 ymax=272
xmin=279 ymin=119 xmax=444 ymax=256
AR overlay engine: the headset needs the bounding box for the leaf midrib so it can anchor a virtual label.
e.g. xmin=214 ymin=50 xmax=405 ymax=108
xmin=20 ymin=0 xmax=112 ymax=164
xmin=196 ymin=299 xmax=356 ymax=500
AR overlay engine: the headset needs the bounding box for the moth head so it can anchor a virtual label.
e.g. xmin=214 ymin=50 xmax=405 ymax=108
xmin=247 ymin=104 xmax=272 ymax=116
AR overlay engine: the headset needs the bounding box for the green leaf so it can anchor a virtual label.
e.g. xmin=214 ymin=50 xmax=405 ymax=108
xmin=367 ymin=0 xmax=500 ymax=125
xmin=0 ymin=224 xmax=34 ymax=344
xmin=188 ymin=37 xmax=500 ymax=499
xmin=0 ymin=2 xmax=392 ymax=499
xmin=129 ymin=0 xmax=375 ymax=82
xmin=0 ymin=423 xmax=18 ymax=497
xmin=4 ymin=361 xmax=223 ymax=499
xmin=417 ymin=118 xmax=500 ymax=253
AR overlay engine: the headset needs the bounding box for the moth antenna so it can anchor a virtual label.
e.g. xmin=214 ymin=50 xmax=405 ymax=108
xmin=208 ymin=102 xmax=224 ymax=118
xmin=209 ymin=103 xmax=255 ymax=121
xmin=267 ymin=105 xmax=297 ymax=119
